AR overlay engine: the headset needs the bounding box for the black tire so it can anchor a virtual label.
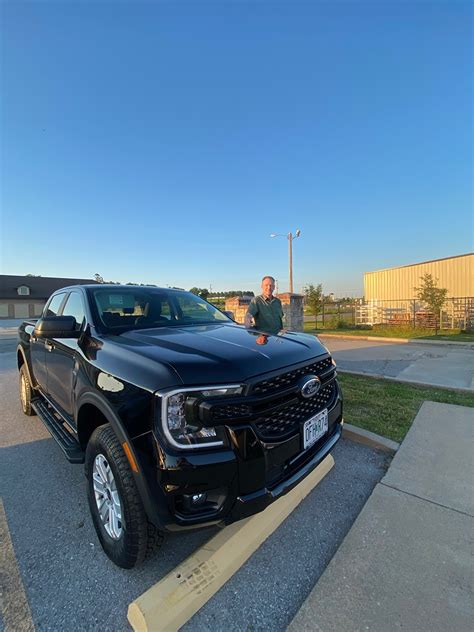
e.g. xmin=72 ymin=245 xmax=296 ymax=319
xmin=85 ymin=424 xmax=164 ymax=568
xmin=19 ymin=364 xmax=36 ymax=416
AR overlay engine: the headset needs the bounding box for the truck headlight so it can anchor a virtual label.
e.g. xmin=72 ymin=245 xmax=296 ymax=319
xmin=158 ymin=385 xmax=243 ymax=449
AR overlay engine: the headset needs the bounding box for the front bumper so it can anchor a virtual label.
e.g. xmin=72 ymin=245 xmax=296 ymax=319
xmin=226 ymin=421 xmax=342 ymax=523
xmin=142 ymin=382 xmax=343 ymax=532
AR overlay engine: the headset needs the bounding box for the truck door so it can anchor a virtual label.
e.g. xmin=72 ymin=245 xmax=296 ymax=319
xmin=45 ymin=291 xmax=86 ymax=418
xmin=30 ymin=292 xmax=67 ymax=392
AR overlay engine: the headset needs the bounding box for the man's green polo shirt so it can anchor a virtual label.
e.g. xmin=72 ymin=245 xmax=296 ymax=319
xmin=247 ymin=295 xmax=283 ymax=334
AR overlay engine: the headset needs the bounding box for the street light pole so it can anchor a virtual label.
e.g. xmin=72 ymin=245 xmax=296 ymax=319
xmin=288 ymin=232 xmax=293 ymax=293
xmin=270 ymin=229 xmax=301 ymax=294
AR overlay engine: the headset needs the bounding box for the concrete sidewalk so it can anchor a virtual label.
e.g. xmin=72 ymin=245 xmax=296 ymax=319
xmin=288 ymin=401 xmax=473 ymax=632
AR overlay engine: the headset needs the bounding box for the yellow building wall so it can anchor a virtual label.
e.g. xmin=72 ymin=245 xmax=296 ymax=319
xmin=364 ymin=253 xmax=474 ymax=301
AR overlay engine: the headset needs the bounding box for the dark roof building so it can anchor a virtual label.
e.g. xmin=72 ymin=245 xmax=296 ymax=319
xmin=0 ymin=275 xmax=98 ymax=300
xmin=0 ymin=275 xmax=98 ymax=319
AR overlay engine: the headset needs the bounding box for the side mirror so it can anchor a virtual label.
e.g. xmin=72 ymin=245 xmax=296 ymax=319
xmin=223 ymin=310 xmax=235 ymax=320
xmin=34 ymin=316 xmax=80 ymax=338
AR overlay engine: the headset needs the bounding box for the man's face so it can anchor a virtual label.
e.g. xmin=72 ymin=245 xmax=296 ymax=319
xmin=261 ymin=278 xmax=275 ymax=299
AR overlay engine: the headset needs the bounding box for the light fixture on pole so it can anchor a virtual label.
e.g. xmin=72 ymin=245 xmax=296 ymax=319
xmin=270 ymin=229 xmax=302 ymax=293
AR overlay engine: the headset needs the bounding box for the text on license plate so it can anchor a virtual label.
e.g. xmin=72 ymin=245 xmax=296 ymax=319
xmin=303 ymin=409 xmax=329 ymax=450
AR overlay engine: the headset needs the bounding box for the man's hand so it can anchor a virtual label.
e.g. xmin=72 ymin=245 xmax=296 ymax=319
xmin=244 ymin=313 xmax=255 ymax=328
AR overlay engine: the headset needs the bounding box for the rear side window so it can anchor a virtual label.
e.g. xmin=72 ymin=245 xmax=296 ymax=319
xmin=62 ymin=292 xmax=86 ymax=330
xmin=44 ymin=293 xmax=66 ymax=317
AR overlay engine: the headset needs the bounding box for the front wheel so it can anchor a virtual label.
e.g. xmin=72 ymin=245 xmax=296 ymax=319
xmin=85 ymin=424 xmax=164 ymax=568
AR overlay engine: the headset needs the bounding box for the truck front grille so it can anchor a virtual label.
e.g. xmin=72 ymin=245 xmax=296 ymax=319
xmin=252 ymin=357 xmax=333 ymax=395
xmin=253 ymin=381 xmax=337 ymax=441
xmin=212 ymin=403 xmax=252 ymax=420
xmin=205 ymin=356 xmax=338 ymax=441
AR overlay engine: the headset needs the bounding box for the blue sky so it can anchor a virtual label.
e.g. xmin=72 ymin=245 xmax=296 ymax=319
xmin=1 ymin=0 xmax=472 ymax=296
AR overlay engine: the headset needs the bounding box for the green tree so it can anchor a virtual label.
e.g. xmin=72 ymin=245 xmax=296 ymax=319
xmin=414 ymin=273 xmax=448 ymax=335
xmin=189 ymin=287 xmax=209 ymax=299
xmin=304 ymin=283 xmax=323 ymax=328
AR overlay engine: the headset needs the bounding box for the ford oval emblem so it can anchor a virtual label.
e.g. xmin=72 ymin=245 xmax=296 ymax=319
xmin=301 ymin=376 xmax=321 ymax=399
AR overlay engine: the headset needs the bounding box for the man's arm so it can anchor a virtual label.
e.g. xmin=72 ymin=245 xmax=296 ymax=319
xmin=278 ymin=300 xmax=285 ymax=330
xmin=245 ymin=299 xmax=258 ymax=328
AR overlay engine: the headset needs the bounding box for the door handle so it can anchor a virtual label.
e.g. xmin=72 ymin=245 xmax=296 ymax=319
xmin=45 ymin=341 xmax=54 ymax=352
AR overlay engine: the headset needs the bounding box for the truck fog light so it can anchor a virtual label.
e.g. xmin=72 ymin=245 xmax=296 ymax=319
xmin=192 ymin=493 xmax=207 ymax=505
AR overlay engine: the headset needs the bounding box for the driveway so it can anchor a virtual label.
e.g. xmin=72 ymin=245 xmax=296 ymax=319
xmin=319 ymin=336 xmax=474 ymax=391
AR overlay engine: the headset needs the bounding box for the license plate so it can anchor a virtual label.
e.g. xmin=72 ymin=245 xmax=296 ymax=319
xmin=303 ymin=409 xmax=328 ymax=450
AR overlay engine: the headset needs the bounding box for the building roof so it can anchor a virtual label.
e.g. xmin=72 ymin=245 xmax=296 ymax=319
xmin=366 ymin=253 xmax=473 ymax=275
xmin=0 ymin=275 xmax=98 ymax=300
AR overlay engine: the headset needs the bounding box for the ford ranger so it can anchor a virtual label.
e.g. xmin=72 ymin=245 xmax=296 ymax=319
xmin=17 ymin=284 xmax=343 ymax=568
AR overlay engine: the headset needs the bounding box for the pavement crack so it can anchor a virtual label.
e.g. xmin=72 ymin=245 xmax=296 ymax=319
xmin=380 ymin=481 xmax=474 ymax=518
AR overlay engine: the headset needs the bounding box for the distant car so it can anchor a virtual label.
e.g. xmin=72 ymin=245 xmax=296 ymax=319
xmin=17 ymin=285 xmax=343 ymax=567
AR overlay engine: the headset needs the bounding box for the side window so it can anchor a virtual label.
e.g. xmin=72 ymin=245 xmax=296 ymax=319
xmin=44 ymin=293 xmax=66 ymax=317
xmin=62 ymin=292 xmax=86 ymax=330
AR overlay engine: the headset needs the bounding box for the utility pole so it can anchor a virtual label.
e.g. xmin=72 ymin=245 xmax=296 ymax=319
xmin=288 ymin=232 xmax=293 ymax=293
xmin=271 ymin=229 xmax=301 ymax=293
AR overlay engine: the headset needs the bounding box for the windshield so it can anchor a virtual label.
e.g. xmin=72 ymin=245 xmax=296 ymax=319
xmin=91 ymin=287 xmax=231 ymax=331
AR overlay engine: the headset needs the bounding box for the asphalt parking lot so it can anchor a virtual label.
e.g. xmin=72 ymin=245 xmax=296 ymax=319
xmin=1 ymin=342 xmax=390 ymax=631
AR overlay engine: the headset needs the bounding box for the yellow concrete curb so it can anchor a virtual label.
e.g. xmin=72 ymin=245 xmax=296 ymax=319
xmin=127 ymin=454 xmax=335 ymax=632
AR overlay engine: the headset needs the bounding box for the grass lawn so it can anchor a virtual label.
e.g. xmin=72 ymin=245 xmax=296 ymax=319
xmin=303 ymin=322 xmax=474 ymax=342
xmin=338 ymin=373 xmax=474 ymax=442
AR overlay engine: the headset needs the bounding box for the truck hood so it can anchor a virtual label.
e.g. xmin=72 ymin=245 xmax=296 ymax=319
xmin=114 ymin=324 xmax=328 ymax=387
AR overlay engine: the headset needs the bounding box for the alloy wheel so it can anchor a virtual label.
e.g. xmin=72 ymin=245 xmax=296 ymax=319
xmin=20 ymin=373 xmax=27 ymax=411
xmin=92 ymin=454 xmax=123 ymax=540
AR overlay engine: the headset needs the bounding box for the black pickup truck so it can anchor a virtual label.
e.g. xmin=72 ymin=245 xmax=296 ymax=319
xmin=17 ymin=284 xmax=343 ymax=568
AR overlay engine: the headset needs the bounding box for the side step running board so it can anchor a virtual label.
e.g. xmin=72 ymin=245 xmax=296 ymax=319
xmin=31 ymin=398 xmax=85 ymax=464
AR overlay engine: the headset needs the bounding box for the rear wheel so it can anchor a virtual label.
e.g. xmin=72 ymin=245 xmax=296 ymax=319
xmin=85 ymin=424 xmax=164 ymax=568
xmin=19 ymin=365 xmax=36 ymax=416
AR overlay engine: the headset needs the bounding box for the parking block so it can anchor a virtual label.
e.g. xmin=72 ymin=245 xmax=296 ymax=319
xmin=127 ymin=454 xmax=334 ymax=632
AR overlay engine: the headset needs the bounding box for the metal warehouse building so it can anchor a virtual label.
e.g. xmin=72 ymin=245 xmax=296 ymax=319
xmin=364 ymin=253 xmax=473 ymax=300
xmin=359 ymin=253 xmax=474 ymax=329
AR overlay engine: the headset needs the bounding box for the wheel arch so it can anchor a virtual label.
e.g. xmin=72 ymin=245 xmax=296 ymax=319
xmin=17 ymin=345 xmax=35 ymax=386
xmin=17 ymin=347 xmax=25 ymax=370
xmin=77 ymin=392 xmax=162 ymax=528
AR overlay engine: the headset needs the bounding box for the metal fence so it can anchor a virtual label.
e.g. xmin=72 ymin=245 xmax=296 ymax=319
xmin=355 ymin=297 xmax=474 ymax=330
xmin=303 ymin=297 xmax=474 ymax=330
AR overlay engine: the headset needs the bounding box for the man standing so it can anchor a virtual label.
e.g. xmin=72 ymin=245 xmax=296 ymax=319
xmin=245 ymin=276 xmax=284 ymax=334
